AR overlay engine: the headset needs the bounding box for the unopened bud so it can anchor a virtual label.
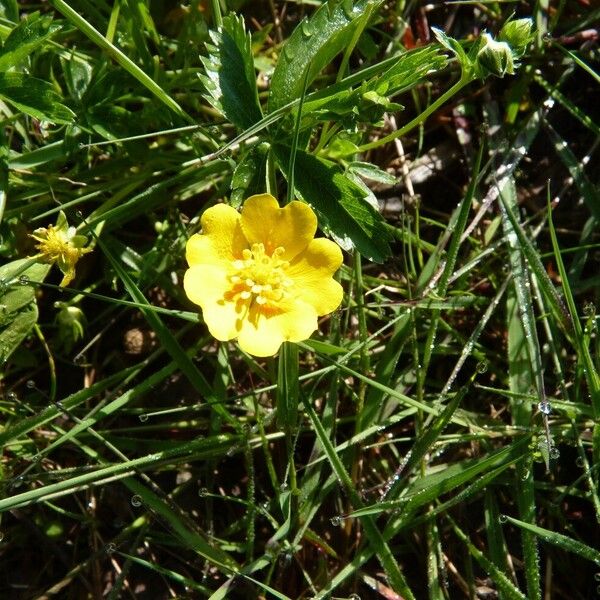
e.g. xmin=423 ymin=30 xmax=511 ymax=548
xmin=477 ymin=33 xmax=515 ymax=77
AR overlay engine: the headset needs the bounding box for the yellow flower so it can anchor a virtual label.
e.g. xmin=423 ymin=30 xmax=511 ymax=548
xmin=30 ymin=211 xmax=92 ymax=287
xmin=184 ymin=193 xmax=344 ymax=356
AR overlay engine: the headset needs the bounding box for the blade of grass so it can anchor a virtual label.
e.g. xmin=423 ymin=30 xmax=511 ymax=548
xmin=49 ymin=0 xmax=197 ymax=126
xmin=302 ymin=395 xmax=416 ymax=599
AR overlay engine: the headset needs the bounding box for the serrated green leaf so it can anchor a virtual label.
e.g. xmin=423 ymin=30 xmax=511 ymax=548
xmin=347 ymin=161 xmax=397 ymax=184
xmin=0 ymin=259 xmax=50 ymax=363
xmin=230 ymin=143 xmax=269 ymax=208
xmin=274 ymin=145 xmax=391 ymax=262
xmin=0 ymin=73 xmax=75 ymax=124
xmin=375 ymin=45 xmax=448 ymax=97
xmin=269 ymin=0 xmax=384 ymax=112
xmin=0 ymin=12 xmax=62 ymax=71
xmin=200 ymin=13 xmax=262 ymax=129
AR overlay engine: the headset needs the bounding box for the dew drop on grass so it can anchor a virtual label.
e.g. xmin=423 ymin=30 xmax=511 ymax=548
xmin=330 ymin=515 xmax=342 ymax=527
xmin=198 ymin=487 xmax=209 ymax=497
xmin=26 ymin=380 xmax=36 ymax=389
xmin=300 ymin=19 xmax=313 ymax=37
xmin=18 ymin=275 xmax=30 ymax=286
xmin=499 ymin=514 xmax=507 ymax=523
xmin=550 ymin=446 xmax=560 ymax=460
xmin=594 ymin=573 xmax=600 ymax=581
xmin=130 ymin=495 xmax=142 ymax=507
xmin=138 ymin=413 xmax=149 ymax=423
xmin=576 ymin=456 xmax=585 ymax=467
xmin=105 ymin=542 xmax=116 ymax=554
xmin=538 ymin=401 xmax=552 ymax=415
xmin=7 ymin=391 xmax=17 ymax=401
xmin=73 ymin=353 xmax=87 ymax=366
xmin=348 ymin=594 xmax=361 ymax=600
xmin=11 ymin=475 xmax=25 ymax=489
xmin=476 ymin=361 xmax=488 ymax=374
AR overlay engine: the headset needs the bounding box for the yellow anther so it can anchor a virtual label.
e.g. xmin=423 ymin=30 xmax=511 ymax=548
xmin=229 ymin=243 xmax=293 ymax=308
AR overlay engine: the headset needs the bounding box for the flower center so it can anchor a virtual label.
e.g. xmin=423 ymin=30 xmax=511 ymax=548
xmin=229 ymin=243 xmax=292 ymax=307
xmin=35 ymin=227 xmax=79 ymax=264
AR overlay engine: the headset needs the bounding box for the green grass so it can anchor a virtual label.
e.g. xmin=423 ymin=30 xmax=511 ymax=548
xmin=1 ymin=1 xmax=599 ymax=598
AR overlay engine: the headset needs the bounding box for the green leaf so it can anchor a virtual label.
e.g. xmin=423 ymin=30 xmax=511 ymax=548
xmin=0 ymin=0 xmax=18 ymax=22
xmin=230 ymin=143 xmax=269 ymax=208
xmin=200 ymin=13 xmax=262 ymax=129
xmin=0 ymin=12 xmax=62 ymax=71
xmin=0 ymin=259 xmax=50 ymax=364
xmin=274 ymin=145 xmax=392 ymax=262
xmin=504 ymin=515 xmax=600 ymax=564
xmin=0 ymin=73 xmax=75 ymax=124
xmin=269 ymin=0 xmax=384 ymax=112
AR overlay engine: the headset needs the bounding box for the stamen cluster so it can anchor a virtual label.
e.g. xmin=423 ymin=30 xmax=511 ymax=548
xmin=229 ymin=243 xmax=292 ymax=307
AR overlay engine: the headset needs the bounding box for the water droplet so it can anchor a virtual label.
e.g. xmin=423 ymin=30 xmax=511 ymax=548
xmin=278 ymin=551 xmax=293 ymax=566
xmin=11 ymin=475 xmax=25 ymax=489
xmin=499 ymin=514 xmax=507 ymax=523
xmin=594 ymin=572 xmax=600 ymax=581
xmin=55 ymin=400 xmax=64 ymax=410
xmin=18 ymin=275 xmax=30 ymax=286
xmin=300 ymin=19 xmax=313 ymax=37
xmin=105 ymin=542 xmax=116 ymax=554
xmin=330 ymin=516 xmax=342 ymax=527
xmin=73 ymin=353 xmax=87 ymax=366
xmin=576 ymin=456 xmax=585 ymax=467
xmin=198 ymin=487 xmax=209 ymax=497
xmin=550 ymin=446 xmax=560 ymax=460
xmin=7 ymin=391 xmax=17 ymax=401
xmin=348 ymin=594 xmax=361 ymax=600
xmin=138 ymin=413 xmax=149 ymax=423
xmin=538 ymin=401 xmax=552 ymax=415
xmin=521 ymin=469 xmax=530 ymax=481
xmin=75 ymin=210 xmax=84 ymax=220
xmin=476 ymin=361 xmax=488 ymax=374
xmin=26 ymin=380 xmax=36 ymax=389
xmin=131 ymin=495 xmax=142 ymax=507
xmin=283 ymin=45 xmax=296 ymax=60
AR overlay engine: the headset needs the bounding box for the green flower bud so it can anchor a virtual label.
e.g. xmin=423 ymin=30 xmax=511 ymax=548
xmin=477 ymin=33 xmax=515 ymax=77
xmin=499 ymin=18 xmax=533 ymax=57
xmin=55 ymin=303 xmax=87 ymax=353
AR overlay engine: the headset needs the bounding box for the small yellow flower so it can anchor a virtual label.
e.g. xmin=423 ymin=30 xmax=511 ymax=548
xmin=30 ymin=211 xmax=92 ymax=287
xmin=184 ymin=194 xmax=344 ymax=356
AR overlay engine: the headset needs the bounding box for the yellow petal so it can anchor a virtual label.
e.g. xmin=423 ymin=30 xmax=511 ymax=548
xmin=183 ymin=264 xmax=243 ymax=341
xmin=240 ymin=194 xmax=317 ymax=260
xmin=186 ymin=203 xmax=247 ymax=267
xmin=288 ymin=238 xmax=344 ymax=315
xmin=236 ymin=300 xmax=318 ymax=356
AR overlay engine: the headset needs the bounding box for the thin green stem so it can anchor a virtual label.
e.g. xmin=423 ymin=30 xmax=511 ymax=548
xmin=355 ymin=75 xmax=471 ymax=154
